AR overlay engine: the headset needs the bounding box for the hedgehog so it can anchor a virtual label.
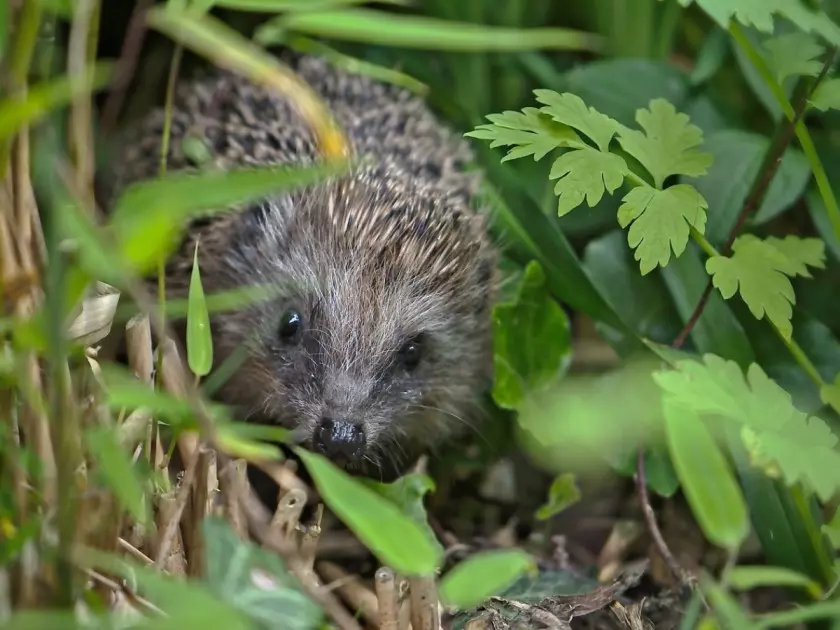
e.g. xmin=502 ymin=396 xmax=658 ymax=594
xmin=102 ymin=52 xmax=499 ymax=482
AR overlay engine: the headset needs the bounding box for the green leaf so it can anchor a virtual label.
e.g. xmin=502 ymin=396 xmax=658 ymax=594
xmin=683 ymin=130 xmax=810 ymax=244
xmin=0 ymin=63 xmax=113 ymax=141
xmin=439 ymin=549 xmax=536 ymax=610
xmin=212 ymin=0 xmax=404 ymax=11
xmin=821 ymin=375 xmax=840 ymax=415
xmin=202 ymin=517 xmax=323 ymax=630
xmin=617 ymin=184 xmax=709 ymax=275
xmin=762 ymin=31 xmax=825 ymax=84
xmin=809 ymin=77 xmax=840 ymax=111
xmin=110 ymin=161 xmax=346 ymax=277
xmin=535 ymin=473 xmax=581 ymax=520
xmin=822 ymin=504 xmax=840 ymax=549
xmin=654 ymin=354 xmax=840 ymax=503
xmin=700 ymin=575 xmax=758 ymax=630
xmin=491 ymin=260 xmax=572 ymax=410
xmin=260 ymin=8 xmax=602 ymax=52
xmin=465 ymin=107 xmax=581 ymax=162
xmin=659 ymin=241 xmax=756 ymax=368
xmin=706 ymin=234 xmax=826 ymax=339
xmin=549 ymin=148 xmax=628 ymax=216
xmin=663 ymin=398 xmax=750 ymax=550
xmin=728 ymin=565 xmax=822 ymax=598
xmin=187 ymin=244 xmax=213 ymax=377
xmin=84 ymin=427 xmax=149 ymax=526
xmin=360 ymin=473 xmax=440 ymax=553
xmin=295 ymin=448 xmax=442 ymax=575
xmin=534 ymin=90 xmax=618 ymax=152
xmin=616 ymin=98 xmax=713 ymax=188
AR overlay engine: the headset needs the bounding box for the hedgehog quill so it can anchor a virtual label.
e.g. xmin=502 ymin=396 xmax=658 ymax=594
xmin=104 ymin=54 xmax=499 ymax=481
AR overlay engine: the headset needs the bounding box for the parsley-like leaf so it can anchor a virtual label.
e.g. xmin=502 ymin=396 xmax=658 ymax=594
xmin=705 ymin=234 xmax=825 ymax=339
xmin=654 ymin=354 xmax=840 ymax=503
xmin=763 ymin=32 xmax=825 ymax=84
xmin=617 ymin=184 xmax=708 ymax=275
xmin=549 ymin=148 xmax=627 ymax=216
xmin=820 ymin=375 xmax=840 ymax=415
xmin=535 ymin=90 xmax=618 ymax=152
xmin=616 ymin=99 xmax=713 ymax=187
xmin=809 ymin=77 xmax=840 ymax=112
xmin=465 ymin=107 xmax=580 ymax=162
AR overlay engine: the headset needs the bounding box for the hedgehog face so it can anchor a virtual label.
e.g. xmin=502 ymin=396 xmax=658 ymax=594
xmin=210 ymin=242 xmax=494 ymax=480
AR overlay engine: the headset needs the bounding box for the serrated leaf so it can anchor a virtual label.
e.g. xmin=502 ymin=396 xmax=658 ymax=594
xmin=809 ymin=78 xmax=840 ymax=111
xmin=616 ymin=98 xmax=713 ymax=187
xmin=663 ymin=398 xmax=749 ymax=550
xmin=549 ymin=148 xmax=627 ymax=216
xmin=763 ymin=32 xmax=825 ymax=84
xmin=534 ymin=90 xmax=618 ymax=152
xmin=465 ymin=107 xmax=581 ymax=162
xmin=439 ymin=549 xmax=537 ymax=610
xmin=705 ymin=234 xmax=826 ymax=339
xmin=202 ymin=517 xmax=323 ymax=630
xmin=654 ymin=354 xmax=840 ymax=503
xmin=187 ymin=244 xmax=213 ymax=377
xmin=535 ymin=473 xmax=581 ymax=520
xmin=617 ymin=184 xmax=708 ymax=275
xmin=84 ymin=427 xmax=149 ymax=526
xmin=295 ymin=448 xmax=442 ymax=575
xmin=491 ymin=260 xmax=572 ymax=410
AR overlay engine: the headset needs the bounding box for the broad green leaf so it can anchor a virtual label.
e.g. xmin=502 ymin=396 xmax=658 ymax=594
xmin=663 ymin=398 xmax=749 ymax=550
xmin=755 ymin=599 xmax=840 ymax=628
xmin=110 ymin=161 xmax=346 ymax=276
xmin=616 ymin=98 xmax=713 ymax=187
xmin=728 ymin=565 xmax=822 ymax=598
xmin=762 ymin=31 xmax=824 ymax=84
xmin=187 ymin=245 xmax=213 ymax=377
xmin=535 ymin=473 xmax=581 ymax=520
xmin=491 ymin=260 xmax=572 ymax=410
xmin=295 ymin=448 xmax=442 ymax=575
xmin=85 ymin=427 xmax=149 ymax=526
xmin=563 ymin=59 xmax=690 ymax=128
xmin=202 ymin=517 xmax=323 ymax=630
xmin=706 ymin=234 xmax=826 ymax=339
xmin=809 ymin=77 xmax=840 ymax=111
xmin=549 ymin=148 xmax=628 ymax=216
xmin=215 ymin=425 xmax=284 ymax=461
xmin=581 ymin=228 xmax=685 ymax=356
xmin=260 ymin=8 xmax=602 ymax=52
xmin=212 ymin=0 xmax=404 ymax=11
xmin=534 ymin=90 xmax=618 ymax=152
xmin=682 ymin=130 xmax=810 ymax=244
xmin=439 ymin=549 xmax=536 ymax=610
xmin=0 ymin=612 xmax=93 ymax=630
xmin=617 ymin=184 xmax=708 ymax=275
xmin=360 ymin=473 xmax=440 ymax=554
xmin=465 ymin=107 xmax=580 ymax=162
xmin=654 ymin=354 xmax=840 ymax=502
xmin=0 ymin=63 xmax=113 ymax=141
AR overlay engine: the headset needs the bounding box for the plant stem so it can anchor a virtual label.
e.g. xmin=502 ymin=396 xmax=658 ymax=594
xmin=730 ymin=22 xmax=840 ymax=246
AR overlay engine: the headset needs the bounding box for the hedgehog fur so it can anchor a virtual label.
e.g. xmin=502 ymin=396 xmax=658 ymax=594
xmin=105 ymin=53 xmax=499 ymax=481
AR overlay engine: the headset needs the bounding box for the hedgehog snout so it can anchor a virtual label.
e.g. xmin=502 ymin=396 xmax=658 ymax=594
xmin=312 ymin=417 xmax=367 ymax=467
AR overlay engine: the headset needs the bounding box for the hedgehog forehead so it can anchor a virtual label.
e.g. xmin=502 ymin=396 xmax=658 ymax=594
xmin=297 ymin=173 xmax=484 ymax=290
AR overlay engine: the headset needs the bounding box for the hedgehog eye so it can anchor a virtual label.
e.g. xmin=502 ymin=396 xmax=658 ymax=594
xmin=397 ymin=335 xmax=423 ymax=371
xmin=279 ymin=309 xmax=303 ymax=341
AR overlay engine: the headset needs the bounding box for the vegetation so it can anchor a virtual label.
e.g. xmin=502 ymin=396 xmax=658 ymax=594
xmin=1 ymin=0 xmax=840 ymax=628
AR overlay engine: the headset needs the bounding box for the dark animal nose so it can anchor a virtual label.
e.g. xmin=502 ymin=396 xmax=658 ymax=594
xmin=313 ymin=418 xmax=366 ymax=465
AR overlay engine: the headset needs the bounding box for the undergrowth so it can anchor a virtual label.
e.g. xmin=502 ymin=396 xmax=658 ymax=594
xmin=1 ymin=0 xmax=840 ymax=629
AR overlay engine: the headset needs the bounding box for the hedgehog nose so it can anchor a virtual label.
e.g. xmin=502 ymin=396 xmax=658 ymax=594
xmin=313 ymin=418 xmax=366 ymax=466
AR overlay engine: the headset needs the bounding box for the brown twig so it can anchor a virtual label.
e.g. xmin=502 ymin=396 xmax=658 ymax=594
xmin=637 ymin=46 xmax=839 ymax=589
xmin=375 ymin=567 xmax=400 ymax=630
